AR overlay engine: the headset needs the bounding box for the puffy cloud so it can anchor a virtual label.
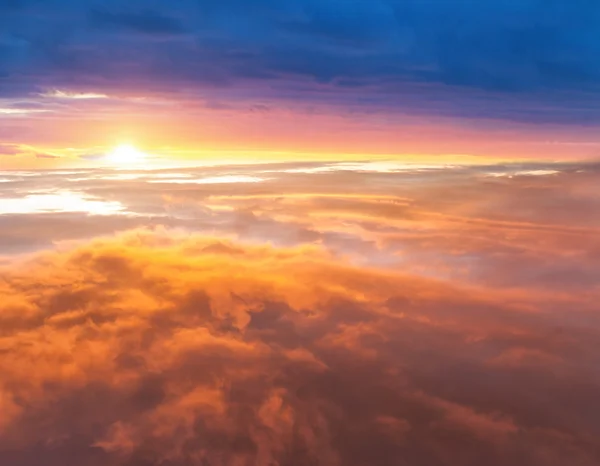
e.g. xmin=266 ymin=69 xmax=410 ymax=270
xmin=0 ymin=229 xmax=599 ymax=465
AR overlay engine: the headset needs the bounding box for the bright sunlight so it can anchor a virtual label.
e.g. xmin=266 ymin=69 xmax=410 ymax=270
xmin=105 ymin=144 xmax=147 ymax=166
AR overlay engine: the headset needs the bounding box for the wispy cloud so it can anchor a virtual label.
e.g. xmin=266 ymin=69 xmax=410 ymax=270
xmin=0 ymin=191 xmax=127 ymax=216
xmin=0 ymin=108 xmax=49 ymax=115
xmin=149 ymin=175 xmax=269 ymax=184
xmin=41 ymin=90 xmax=110 ymax=100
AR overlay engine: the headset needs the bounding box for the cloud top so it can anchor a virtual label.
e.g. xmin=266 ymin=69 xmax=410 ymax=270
xmin=0 ymin=229 xmax=599 ymax=465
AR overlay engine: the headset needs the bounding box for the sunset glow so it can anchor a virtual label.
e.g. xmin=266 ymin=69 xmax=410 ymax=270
xmin=104 ymin=144 xmax=147 ymax=166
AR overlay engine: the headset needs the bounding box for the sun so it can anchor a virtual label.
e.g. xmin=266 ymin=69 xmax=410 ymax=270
xmin=105 ymin=144 xmax=147 ymax=166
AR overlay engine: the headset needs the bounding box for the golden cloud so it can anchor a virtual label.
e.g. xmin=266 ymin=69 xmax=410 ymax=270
xmin=0 ymin=229 xmax=598 ymax=465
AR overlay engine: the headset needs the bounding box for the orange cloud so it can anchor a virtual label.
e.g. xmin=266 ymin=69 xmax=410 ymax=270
xmin=0 ymin=230 xmax=599 ymax=465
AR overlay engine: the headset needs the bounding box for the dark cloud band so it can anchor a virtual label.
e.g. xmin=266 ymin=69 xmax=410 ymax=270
xmin=1 ymin=0 xmax=599 ymax=124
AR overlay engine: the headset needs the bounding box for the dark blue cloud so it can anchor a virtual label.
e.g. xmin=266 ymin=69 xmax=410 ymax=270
xmin=0 ymin=0 xmax=599 ymax=124
xmin=89 ymin=8 xmax=186 ymax=35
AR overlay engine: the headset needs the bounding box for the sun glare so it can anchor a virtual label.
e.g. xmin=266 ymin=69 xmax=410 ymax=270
xmin=106 ymin=144 xmax=147 ymax=166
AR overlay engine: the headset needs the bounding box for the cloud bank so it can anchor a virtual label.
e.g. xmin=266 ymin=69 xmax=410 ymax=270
xmin=0 ymin=162 xmax=599 ymax=465
xmin=1 ymin=230 xmax=599 ymax=466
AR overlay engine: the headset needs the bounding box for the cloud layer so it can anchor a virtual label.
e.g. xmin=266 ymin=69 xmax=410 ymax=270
xmin=0 ymin=162 xmax=599 ymax=465
xmin=1 ymin=160 xmax=599 ymax=292
xmin=1 ymin=229 xmax=599 ymax=466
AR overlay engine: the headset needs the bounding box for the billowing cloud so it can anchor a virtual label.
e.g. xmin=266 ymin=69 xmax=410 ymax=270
xmin=0 ymin=229 xmax=599 ymax=465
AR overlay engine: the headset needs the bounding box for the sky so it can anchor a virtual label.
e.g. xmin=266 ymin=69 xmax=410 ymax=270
xmin=1 ymin=2 xmax=600 ymax=466
xmin=1 ymin=0 xmax=600 ymax=167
